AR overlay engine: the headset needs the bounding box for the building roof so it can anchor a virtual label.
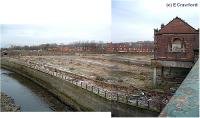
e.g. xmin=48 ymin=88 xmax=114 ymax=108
xmin=156 ymin=17 xmax=199 ymax=34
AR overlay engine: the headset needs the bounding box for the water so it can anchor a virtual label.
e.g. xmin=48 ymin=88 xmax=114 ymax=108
xmin=0 ymin=68 xmax=75 ymax=112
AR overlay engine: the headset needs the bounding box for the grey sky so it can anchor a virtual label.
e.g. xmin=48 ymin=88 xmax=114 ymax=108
xmin=1 ymin=24 xmax=111 ymax=48
xmin=112 ymin=0 xmax=199 ymax=42
xmin=0 ymin=0 xmax=111 ymax=48
xmin=1 ymin=0 xmax=199 ymax=48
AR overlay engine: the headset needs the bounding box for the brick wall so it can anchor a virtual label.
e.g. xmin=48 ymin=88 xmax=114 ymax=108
xmin=154 ymin=34 xmax=199 ymax=61
xmin=154 ymin=17 xmax=199 ymax=62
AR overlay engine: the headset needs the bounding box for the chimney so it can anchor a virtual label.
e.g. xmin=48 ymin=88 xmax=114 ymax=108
xmin=161 ymin=24 xmax=165 ymax=28
xmin=154 ymin=28 xmax=158 ymax=35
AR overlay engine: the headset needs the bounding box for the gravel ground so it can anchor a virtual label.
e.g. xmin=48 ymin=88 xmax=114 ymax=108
xmin=15 ymin=54 xmax=153 ymax=89
xmin=0 ymin=92 xmax=20 ymax=112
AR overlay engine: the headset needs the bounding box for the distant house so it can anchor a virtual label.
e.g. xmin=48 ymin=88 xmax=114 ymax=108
xmin=129 ymin=41 xmax=154 ymax=53
xmin=48 ymin=46 xmax=70 ymax=53
xmin=151 ymin=17 xmax=199 ymax=85
xmin=106 ymin=42 xmax=129 ymax=53
xmin=106 ymin=41 xmax=154 ymax=53
xmin=106 ymin=42 xmax=115 ymax=53
xmin=74 ymin=43 xmax=98 ymax=53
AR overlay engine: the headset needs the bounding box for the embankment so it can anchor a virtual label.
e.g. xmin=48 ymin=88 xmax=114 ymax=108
xmin=1 ymin=58 xmax=159 ymax=116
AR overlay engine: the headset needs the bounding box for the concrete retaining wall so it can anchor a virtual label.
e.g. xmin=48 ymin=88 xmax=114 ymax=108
xmin=1 ymin=58 xmax=159 ymax=117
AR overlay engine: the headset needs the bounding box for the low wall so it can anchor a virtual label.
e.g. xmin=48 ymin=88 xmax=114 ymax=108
xmin=1 ymin=58 xmax=159 ymax=117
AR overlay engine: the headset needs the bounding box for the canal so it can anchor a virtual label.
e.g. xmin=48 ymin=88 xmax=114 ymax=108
xmin=0 ymin=68 xmax=75 ymax=111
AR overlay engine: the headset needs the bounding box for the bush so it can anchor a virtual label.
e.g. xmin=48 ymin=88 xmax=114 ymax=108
xmin=96 ymin=76 xmax=104 ymax=81
xmin=69 ymin=67 xmax=75 ymax=70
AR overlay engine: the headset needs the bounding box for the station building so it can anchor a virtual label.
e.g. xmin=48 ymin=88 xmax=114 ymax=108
xmin=151 ymin=17 xmax=199 ymax=85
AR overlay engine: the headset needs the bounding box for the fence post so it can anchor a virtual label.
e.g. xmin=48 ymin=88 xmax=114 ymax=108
xmin=136 ymin=97 xmax=139 ymax=106
xmin=73 ymin=80 xmax=75 ymax=84
xmin=75 ymin=81 xmax=77 ymax=85
xmin=73 ymin=80 xmax=75 ymax=85
xmin=98 ymin=88 xmax=99 ymax=95
xmin=126 ymin=95 xmax=128 ymax=103
xmin=147 ymin=100 xmax=150 ymax=109
xmin=81 ymin=82 xmax=83 ymax=88
xmin=86 ymin=84 xmax=87 ymax=90
xmin=92 ymin=86 xmax=93 ymax=92
xmin=117 ymin=93 xmax=119 ymax=102
xmin=105 ymin=91 xmax=107 ymax=98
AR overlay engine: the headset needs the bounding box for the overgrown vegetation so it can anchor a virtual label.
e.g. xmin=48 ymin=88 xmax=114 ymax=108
xmin=95 ymin=75 xmax=104 ymax=81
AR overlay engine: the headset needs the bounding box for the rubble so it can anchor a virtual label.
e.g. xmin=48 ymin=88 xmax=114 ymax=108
xmin=3 ymin=54 xmax=170 ymax=111
xmin=15 ymin=54 xmax=153 ymax=89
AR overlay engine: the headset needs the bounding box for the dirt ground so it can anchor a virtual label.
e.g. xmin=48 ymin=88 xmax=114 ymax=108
xmin=17 ymin=54 xmax=155 ymax=90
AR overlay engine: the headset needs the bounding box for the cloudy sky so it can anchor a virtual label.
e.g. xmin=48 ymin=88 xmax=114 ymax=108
xmin=0 ymin=0 xmax=111 ymax=48
xmin=1 ymin=24 xmax=111 ymax=47
xmin=112 ymin=0 xmax=199 ymax=42
xmin=0 ymin=0 xmax=199 ymax=48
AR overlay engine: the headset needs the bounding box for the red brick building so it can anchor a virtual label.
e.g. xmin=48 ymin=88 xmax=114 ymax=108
xmin=151 ymin=17 xmax=199 ymax=85
xmin=106 ymin=41 xmax=154 ymax=53
xmin=106 ymin=42 xmax=129 ymax=53
xmin=128 ymin=41 xmax=154 ymax=53
xmin=48 ymin=47 xmax=70 ymax=53
xmin=74 ymin=44 xmax=98 ymax=53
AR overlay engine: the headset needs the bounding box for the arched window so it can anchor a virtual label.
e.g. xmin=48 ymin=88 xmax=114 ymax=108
xmin=170 ymin=38 xmax=185 ymax=52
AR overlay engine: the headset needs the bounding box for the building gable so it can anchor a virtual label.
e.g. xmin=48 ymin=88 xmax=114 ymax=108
xmin=157 ymin=17 xmax=198 ymax=34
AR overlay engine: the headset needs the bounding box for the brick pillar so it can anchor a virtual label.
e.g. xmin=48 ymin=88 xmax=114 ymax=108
xmin=153 ymin=67 xmax=157 ymax=86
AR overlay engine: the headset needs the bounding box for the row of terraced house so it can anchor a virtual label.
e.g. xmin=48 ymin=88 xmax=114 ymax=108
xmin=106 ymin=41 xmax=154 ymax=53
xmin=47 ymin=41 xmax=154 ymax=54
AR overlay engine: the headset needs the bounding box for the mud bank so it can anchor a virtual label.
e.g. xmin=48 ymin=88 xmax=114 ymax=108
xmin=0 ymin=92 xmax=20 ymax=112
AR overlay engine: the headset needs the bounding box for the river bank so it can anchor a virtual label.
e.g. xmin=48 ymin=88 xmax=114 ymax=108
xmin=0 ymin=68 xmax=74 ymax=112
xmin=0 ymin=92 xmax=20 ymax=112
xmin=1 ymin=58 xmax=159 ymax=116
